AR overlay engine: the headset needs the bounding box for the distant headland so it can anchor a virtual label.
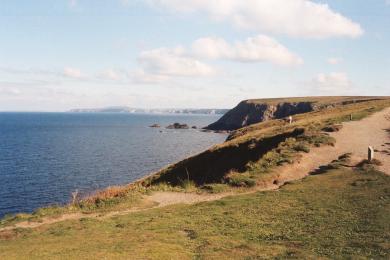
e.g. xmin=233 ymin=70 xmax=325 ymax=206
xmin=68 ymin=106 xmax=229 ymax=115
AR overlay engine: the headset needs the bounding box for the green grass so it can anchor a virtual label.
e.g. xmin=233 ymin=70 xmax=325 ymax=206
xmin=1 ymin=98 xmax=389 ymax=227
xmin=1 ymin=97 xmax=389 ymax=259
xmin=201 ymin=184 xmax=231 ymax=194
xmin=246 ymin=96 xmax=388 ymax=105
xmin=0 ymin=189 xmax=147 ymax=229
xmin=1 ymin=166 xmax=389 ymax=259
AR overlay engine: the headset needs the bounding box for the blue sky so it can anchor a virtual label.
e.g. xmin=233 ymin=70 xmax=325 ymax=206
xmin=0 ymin=0 xmax=389 ymax=111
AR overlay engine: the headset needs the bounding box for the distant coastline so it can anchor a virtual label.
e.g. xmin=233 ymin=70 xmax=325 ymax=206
xmin=69 ymin=106 xmax=229 ymax=115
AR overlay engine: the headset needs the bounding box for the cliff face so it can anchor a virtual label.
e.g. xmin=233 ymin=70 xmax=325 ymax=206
xmin=206 ymin=100 xmax=315 ymax=130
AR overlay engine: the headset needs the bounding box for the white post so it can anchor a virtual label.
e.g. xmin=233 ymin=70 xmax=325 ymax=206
xmin=288 ymin=116 xmax=293 ymax=124
xmin=368 ymin=146 xmax=374 ymax=162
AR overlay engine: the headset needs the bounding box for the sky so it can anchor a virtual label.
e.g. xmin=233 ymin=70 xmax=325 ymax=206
xmin=0 ymin=0 xmax=389 ymax=111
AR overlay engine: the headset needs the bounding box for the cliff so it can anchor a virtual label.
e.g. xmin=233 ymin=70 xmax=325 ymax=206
xmin=205 ymin=96 xmax=385 ymax=131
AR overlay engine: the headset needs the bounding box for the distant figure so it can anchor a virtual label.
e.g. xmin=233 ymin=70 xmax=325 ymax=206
xmin=288 ymin=116 xmax=293 ymax=124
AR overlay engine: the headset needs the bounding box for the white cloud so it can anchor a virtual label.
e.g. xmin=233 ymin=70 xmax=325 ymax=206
xmin=310 ymin=72 xmax=353 ymax=94
xmin=192 ymin=35 xmax=303 ymax=66
xmin=98 ymin=69 xmax=123 ymax=81
xmin=147 ymin=0 xmax=363 ymax=39
xmin=327 ymin=57 xmax=343 ymax=65
xmin=134 ymin=34 xmax=302 ymax=83
xmin=131 ymin=69 xmax=170 ymax=84
xmin=63 ymin=67 xmax=84 ymax=79
xmin=137 ymin=47 xmax=217 ymax=78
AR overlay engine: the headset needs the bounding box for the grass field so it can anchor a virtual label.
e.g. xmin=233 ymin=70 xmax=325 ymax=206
xmin=0 ymin=165 xmax=389 ymax=259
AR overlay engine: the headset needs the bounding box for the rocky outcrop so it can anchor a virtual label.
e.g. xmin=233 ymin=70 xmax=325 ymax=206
xmin=166 ymin=123 xmax=190 ymax=129
xmin=206 ymin=100 xmax=315 ymax=131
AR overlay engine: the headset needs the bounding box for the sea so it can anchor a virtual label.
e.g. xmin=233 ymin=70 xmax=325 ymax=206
xmin=0 ymin=112 xmax=226 ymax=218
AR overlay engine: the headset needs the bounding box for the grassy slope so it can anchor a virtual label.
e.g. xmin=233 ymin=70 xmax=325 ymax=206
xmin=245 ymin=96 xmax=388 ymax=105
xmin=141 ymin=98 xmax=390 ymax=186
xmin=1 ymin=98 xmax=390 ymax=226
xmin=0 ymin=167 xmax=389 ymax=259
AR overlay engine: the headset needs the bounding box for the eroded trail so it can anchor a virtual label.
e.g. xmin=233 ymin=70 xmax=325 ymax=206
xmin=1 ymin=108 xmax=390 ymax=231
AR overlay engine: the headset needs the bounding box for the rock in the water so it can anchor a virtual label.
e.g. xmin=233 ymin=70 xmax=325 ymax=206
xmin=192 ymin=126 xmax=197 ymax=129
xmin=166 ymin=123 xmax=189 ymax=129
xmin=149 ymin=124 xmax=161 ymax=128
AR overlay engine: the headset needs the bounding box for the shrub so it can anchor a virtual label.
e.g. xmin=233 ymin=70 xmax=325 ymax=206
xmin=322 ymin=124 xmax=343 ymax=132
xmin=299 ymin=133 xmax=335 ymax=147
xmin=148 ymin=182 xmax=177 ymax=192
xmin=358 ymin=159 xmax=383 ymax=167
xmin=293 ymin=143 xmax=310 ymax=153
xmin=225 ymin=171 xmax=256 ymax=187
xmin=179 ymin=179 xmax=196 ymax=191
xmin=338 ymin=153 xmax=352 ymax=163
xmin=201 ymin=184 xmax=229 ymax=193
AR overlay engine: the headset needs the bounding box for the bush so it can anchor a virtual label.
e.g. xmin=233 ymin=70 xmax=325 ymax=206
xmin=322 ymin=124 xmax=343 ymax=132
xmin=338 ymin=153 xmax=352 ymax=163
xmin=179 ymin=179 xmax=196 ymax=191
xmin=225 ymin=171 xmax=256 ymax=187
xmin=202 ymin=184 xmax=229 ymax=193
xmin=299 ymin=134 xmax=335 ymax=147
xmin=293 ymin=143 xmax=310 ymax=153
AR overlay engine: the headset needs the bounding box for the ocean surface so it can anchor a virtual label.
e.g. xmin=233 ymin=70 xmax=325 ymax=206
xmin=0 ymin=113 xmax=226 ymax=218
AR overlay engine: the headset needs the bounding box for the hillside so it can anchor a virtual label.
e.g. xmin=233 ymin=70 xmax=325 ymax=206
xmin=138 ymin=97 xmax=390 ymax=187
xmin=1 ymin=96 xmax=390 ymax=259
xmin=206 ymin=96 xmax=387 ymax=130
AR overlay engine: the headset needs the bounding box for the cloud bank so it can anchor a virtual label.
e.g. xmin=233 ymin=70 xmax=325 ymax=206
xmin=134 ymin=34 xmax=302 ymax=82
xmin=137 ymin=47 xmax=217 ymax=78
xmin=310 ymin=72 xmax=353 ymax=94
xmin=147 ymin=0 xmax=363 ymax=38
xmin=192 ymin=35 xmax=303 ymax=66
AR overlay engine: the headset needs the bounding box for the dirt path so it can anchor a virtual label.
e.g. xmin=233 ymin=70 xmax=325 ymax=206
xmin=1 ymin=107 xmax=389 ymax=232
xmin=273 ymin=107 xmax=390 ymax=185
xmin=333 ymin=109 xmax=390 ymax=174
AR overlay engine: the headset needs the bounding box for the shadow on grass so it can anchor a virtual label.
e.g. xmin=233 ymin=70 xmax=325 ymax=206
xmin=146 ymin=128 xmax=305 ymax=186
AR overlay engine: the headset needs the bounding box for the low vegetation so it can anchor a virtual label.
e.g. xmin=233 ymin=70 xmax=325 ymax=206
xmin=1 ymin=163 xmax=389 ymax=259
xmin=1 ymin=98 xmax=390 ymax=227
xmin=1 ymin=97 xmax=390 ymax=259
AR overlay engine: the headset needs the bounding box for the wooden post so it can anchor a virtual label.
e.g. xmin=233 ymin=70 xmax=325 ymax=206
xmin=368 ymin=146 xmax=374 ymax=162
xmin=350 ymin=114 xmax=353 ymax=121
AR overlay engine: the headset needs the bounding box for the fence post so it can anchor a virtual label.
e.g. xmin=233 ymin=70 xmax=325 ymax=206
xmin=368 ymin=146 xmax=374 ymax=162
